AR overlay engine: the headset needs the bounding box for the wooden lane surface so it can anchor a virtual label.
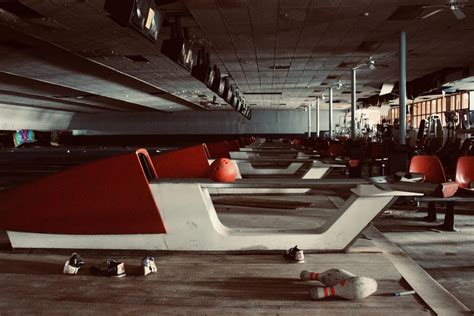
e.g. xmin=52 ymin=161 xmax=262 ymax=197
xmin=0 ymin=249 xmax=430 ymax=315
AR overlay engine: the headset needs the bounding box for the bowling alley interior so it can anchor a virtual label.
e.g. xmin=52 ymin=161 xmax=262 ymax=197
xmin=1 ymin=0 xmax=474 ymax=314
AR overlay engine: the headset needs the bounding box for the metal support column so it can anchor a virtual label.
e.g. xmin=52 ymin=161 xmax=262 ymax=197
xmin=307 ymin=103 xmax=312 ymax=138
xmin=400 ymin=31 xmax=407 ymax=145
xmin=351 ymin=68 xmax=357 ymax=139
xmin=316 ymin=97 xmax=320 ymax=138
xmin=329 ymin=87 xmax=333 ymax=139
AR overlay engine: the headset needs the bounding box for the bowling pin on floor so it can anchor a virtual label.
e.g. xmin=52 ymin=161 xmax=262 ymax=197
xmin=309 ymin=276 xmax=378 ymax=300
xmin=300 ymin=268 xmax=355 ymax=286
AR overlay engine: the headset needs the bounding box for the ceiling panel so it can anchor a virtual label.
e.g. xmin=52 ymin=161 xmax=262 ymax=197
xmin=0 ymin=0 xmax=471 ymax=115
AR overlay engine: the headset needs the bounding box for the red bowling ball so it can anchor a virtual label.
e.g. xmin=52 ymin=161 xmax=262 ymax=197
xmin=209 ymin=158 xmax=238 ymax=183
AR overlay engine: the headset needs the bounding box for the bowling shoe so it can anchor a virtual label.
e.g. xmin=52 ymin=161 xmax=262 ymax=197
xmin=63 ymin=253 xmax=85 ymax=275
xmin=142 ymin=256 xmax=157 ymax=276
xmin=90 ymin=259 xmax=126 ymax=278
xmin=284 ymin=245 xmax=305 ymax=263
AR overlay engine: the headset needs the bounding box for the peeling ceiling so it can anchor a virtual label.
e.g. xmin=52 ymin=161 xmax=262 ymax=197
xmin=0 ymin=0 xmax=473 ymax=116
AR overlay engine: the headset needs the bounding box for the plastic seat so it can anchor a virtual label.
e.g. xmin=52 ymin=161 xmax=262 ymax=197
xmin=409 ymin=155 xmax=447 ymax=223
xmin=455 ymin=156 xmax=474 ymax=189
xmin=409 ymin=155 xmax=446 ymax=184
xmin=328 ymin=143 xmax=345 ymax=158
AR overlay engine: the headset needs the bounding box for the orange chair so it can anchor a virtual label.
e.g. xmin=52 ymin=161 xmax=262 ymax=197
xmin=455 ymin=156 xmax=474 ymax=189
xmin=409 ymin=155 xmax=446 ymax=184
xmin=409 ymin=155 xmax=446 ymax=221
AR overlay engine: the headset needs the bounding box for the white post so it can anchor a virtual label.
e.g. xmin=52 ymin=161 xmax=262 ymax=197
xmin=400 ymin=31 xmax=407 ymax=145
xmin=316 ymin=97 xmax=320 ymax=138
xmin=329 ymin=87 xmax=334 ymax=139
xmin=307 ymin=104 xmax=312 ymax=138
xmin=351 ymin=68 xmax=357 ymax=139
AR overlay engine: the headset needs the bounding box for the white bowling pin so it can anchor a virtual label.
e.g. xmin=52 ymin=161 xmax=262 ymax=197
xmin=300 ymin=268 xmax=355 ymax=286
xmin=309 ymin=276 xmax=378 ymax=300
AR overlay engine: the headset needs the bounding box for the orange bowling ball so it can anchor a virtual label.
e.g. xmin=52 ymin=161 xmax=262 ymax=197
xmin=209 ymin=158 xmax=238 ymax=183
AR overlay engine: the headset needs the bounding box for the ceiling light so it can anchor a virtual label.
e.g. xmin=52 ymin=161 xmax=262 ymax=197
xmin=368 ymin=56 xmax=376 ymax=70
xmin=353 ymin=56 xmax=376 ymax=70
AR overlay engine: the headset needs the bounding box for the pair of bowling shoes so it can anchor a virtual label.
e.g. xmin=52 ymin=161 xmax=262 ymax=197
xmin=63 ymin=254 xmax=157 ymax=277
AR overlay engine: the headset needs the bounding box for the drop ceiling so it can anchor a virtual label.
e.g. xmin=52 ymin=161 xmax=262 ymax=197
xmin=0 ymin=0 xmax=473 ymax=117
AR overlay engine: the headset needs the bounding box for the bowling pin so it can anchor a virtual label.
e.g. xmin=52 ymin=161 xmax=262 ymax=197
xmin=309 ymin=276 xmax=377 ymax=300
xmin=300 ymin=268 xmax=355 ymax=286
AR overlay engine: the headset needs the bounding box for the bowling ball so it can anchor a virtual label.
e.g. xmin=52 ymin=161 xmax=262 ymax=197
xmin=209 ymin=158 xmax=238 ymax=183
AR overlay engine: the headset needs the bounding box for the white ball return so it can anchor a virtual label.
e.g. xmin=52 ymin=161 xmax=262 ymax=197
xmin=7 ymin=180 xmax=422 ymax=252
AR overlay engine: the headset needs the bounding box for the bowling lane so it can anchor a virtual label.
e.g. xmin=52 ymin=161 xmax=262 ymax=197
xmin=0 ymin=247 xmax=429 ymax=314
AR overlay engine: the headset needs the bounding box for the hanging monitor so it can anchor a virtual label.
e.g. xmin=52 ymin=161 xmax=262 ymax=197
xmin=208 ymin=65 xmax=221 ymax=93
xmin=238 ymin=98 xmax=246 ymax=112
xmin=207 ymin=66 xmax=215 ymax=89
xmin=104 ymin=0 xmax=162 ymax=43
xmin=161 ymin=38 xmax=194 ymax=71
xmin=234 ymin=98 xmax=241 ymax=111
xmin=224 ymin=81 xmax=234 ymax=102
xmin=220 ymin=76 xmax=230 ymax=99
xmin=191 ymin=48 xmax=211 ymax=83
xmin=217 ymin=76 xmax=226 ymax=96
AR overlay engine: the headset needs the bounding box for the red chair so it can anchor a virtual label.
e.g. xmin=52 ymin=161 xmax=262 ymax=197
xmin=328 ymin=143 xmax=345 ymax=158
xmin=430 ymin=155 xmax=474 ymax=231
xmin=409 ymin=155 xmax=446 ymax=184
xmin=455 ymin=156 xmax=474 ymax=189
xmin=368 ymin=143 xmax=388 ymax=176
xmin=409 ymin=155 xmax=446 ymax=222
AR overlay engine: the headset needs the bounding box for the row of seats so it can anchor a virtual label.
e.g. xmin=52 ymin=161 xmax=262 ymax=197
xmin=409 ymin=155 xmax=474 ymax=225
xmin=409 ymin=155 xmax=474 ymax=189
